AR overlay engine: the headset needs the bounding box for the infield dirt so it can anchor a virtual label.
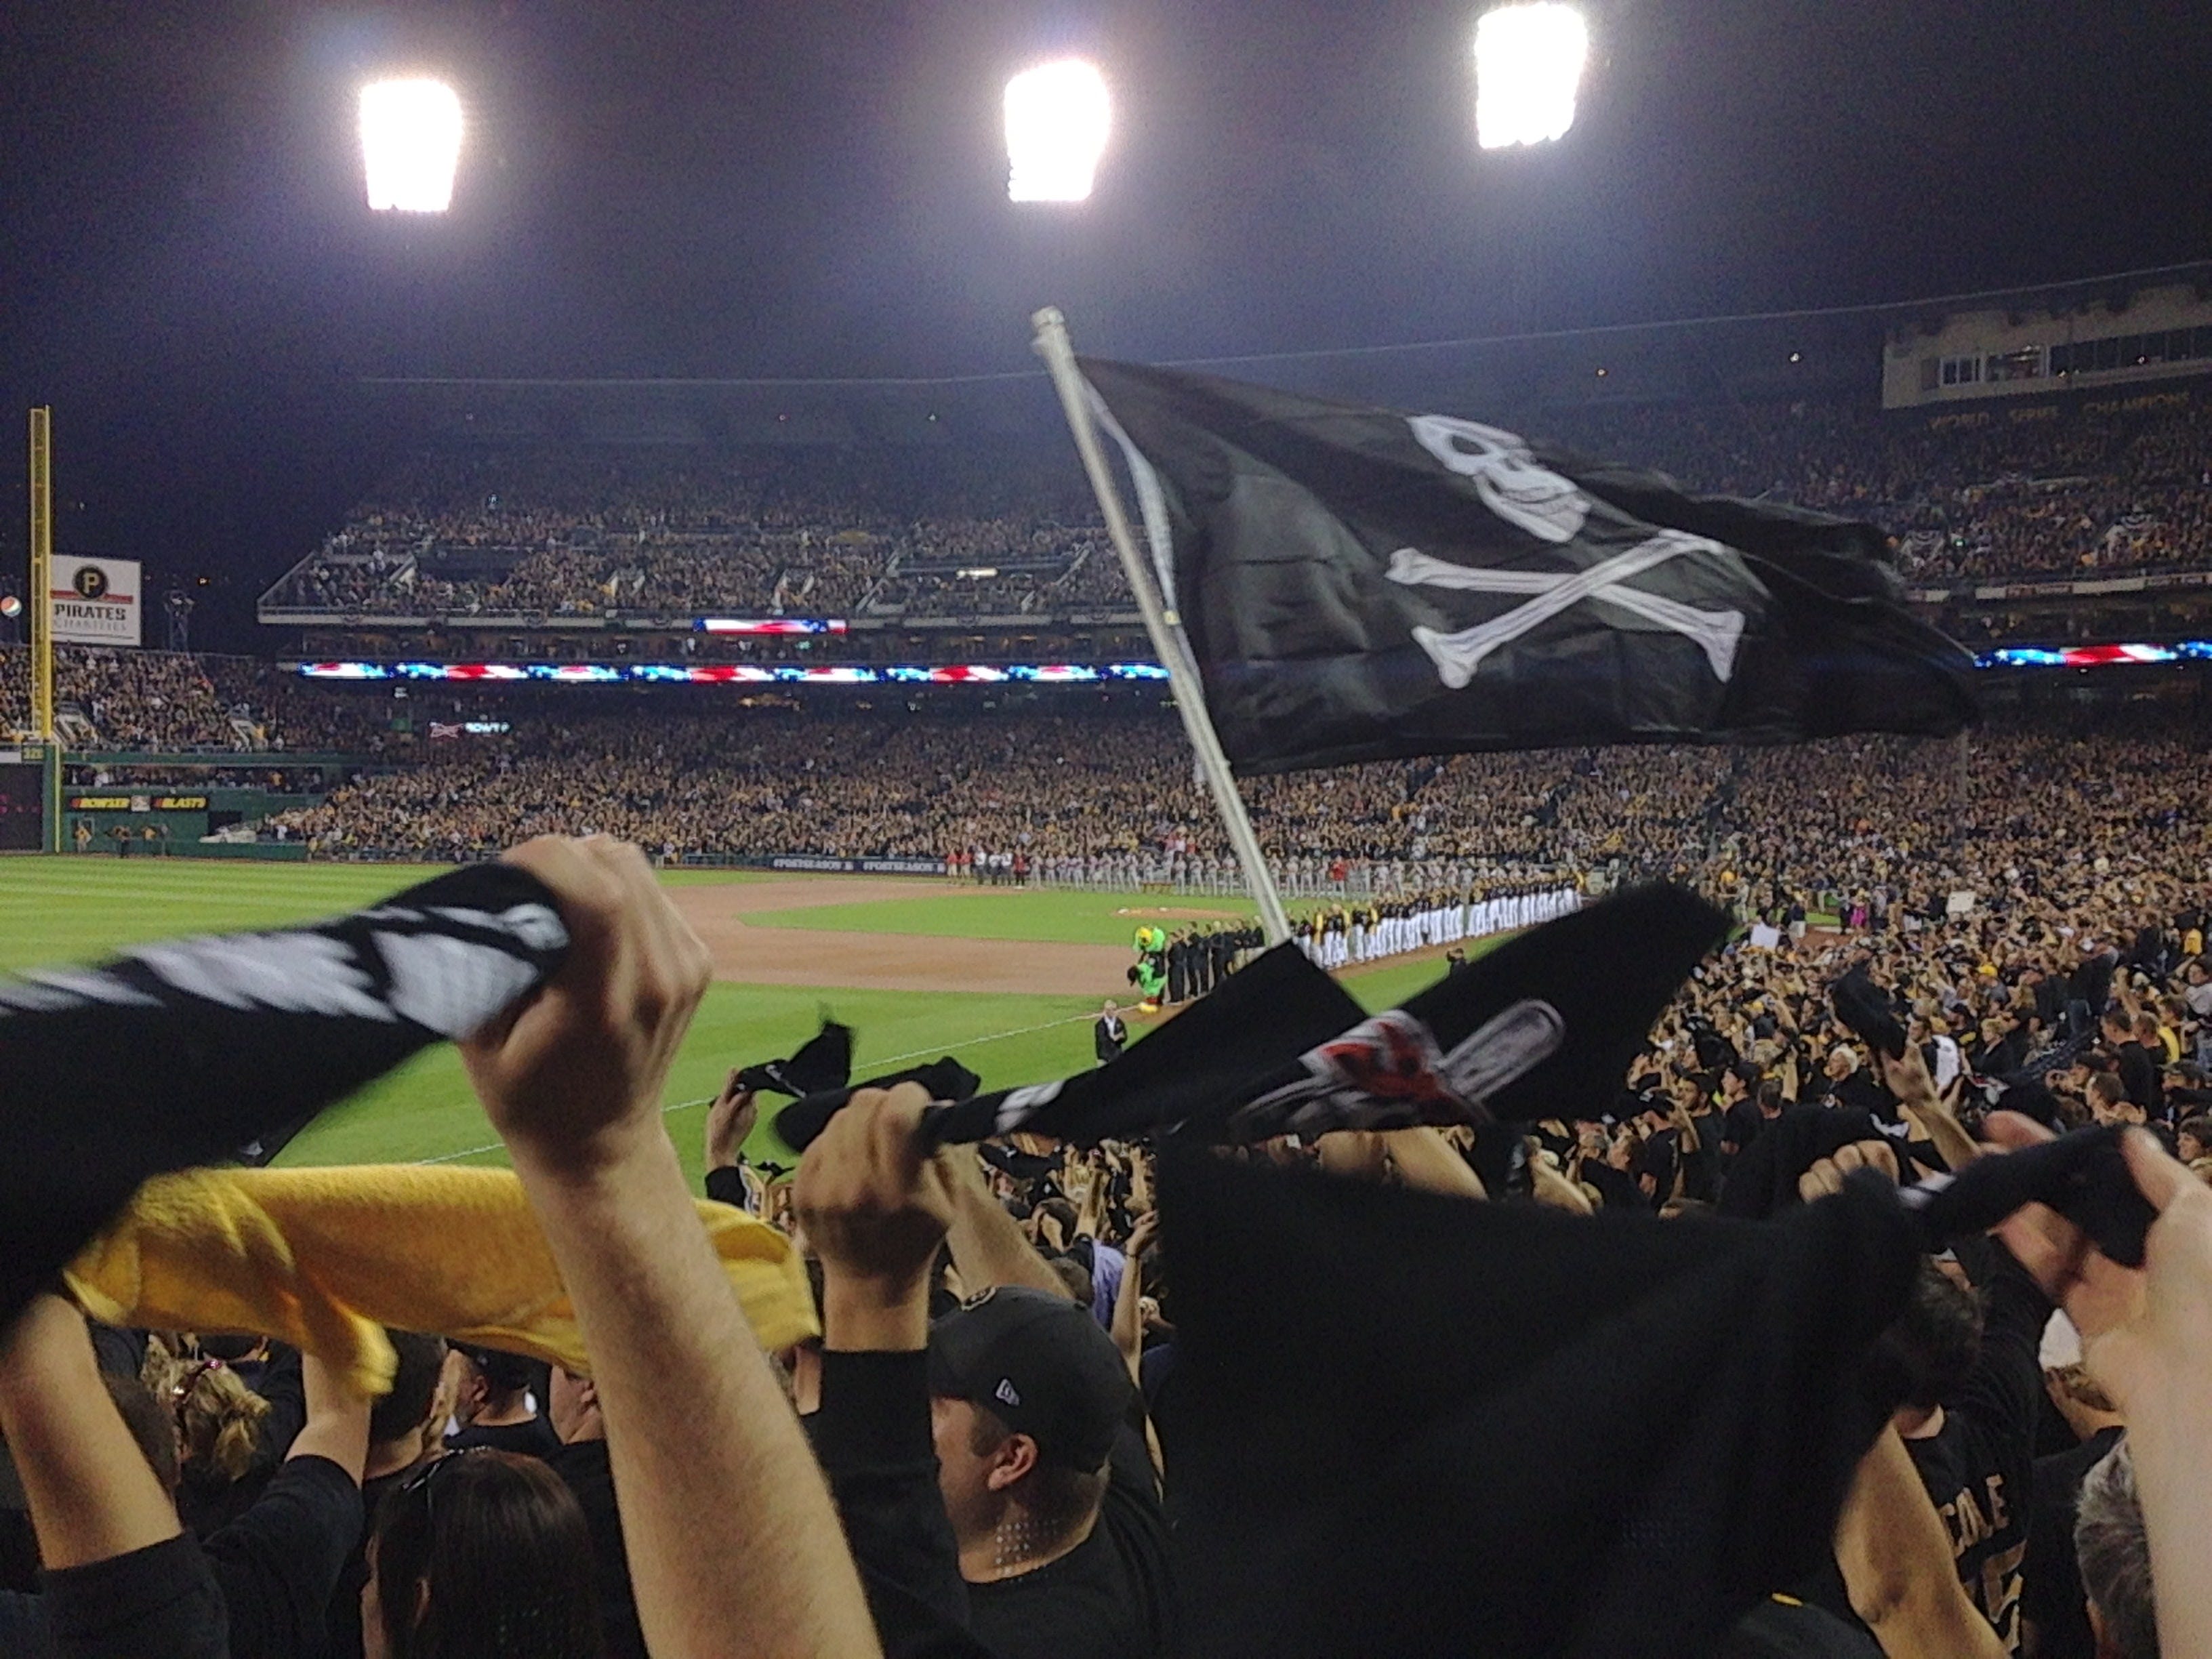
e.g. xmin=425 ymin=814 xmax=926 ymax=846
xmin=672 ymin=878 xmax=1134 ymax=997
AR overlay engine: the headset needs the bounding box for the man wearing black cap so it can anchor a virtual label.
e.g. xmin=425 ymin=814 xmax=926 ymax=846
xmin=796 ymin=1084 xmax=1172 ymax=1659
xmin=443 ymin=1343 xmax=558 ymax=1458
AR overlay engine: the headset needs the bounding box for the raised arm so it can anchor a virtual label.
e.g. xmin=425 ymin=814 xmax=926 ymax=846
xmin=1879 ymin=1044 xmax=1979 ymax=1174
xmin=463 ymin=836 xmax=880 ymax=1659
xmin=1835 ymin=1426 xmax=2007 ymax=1659
xmin=943 ymin=1145 xmax=1065 ymax=1296
xmin=0 ymin=1294 xmax=228 ymax=1658
xmin=0 ymin=1294 xmax=181 ymax=1571
xmin=1111 ymin=1212 xmax=1160 ymax=1379
xmin=1381 ymin=1126 xmax=1488 ymax=1200
xmin=285 ymin=1351 xmax=371 ymax=1483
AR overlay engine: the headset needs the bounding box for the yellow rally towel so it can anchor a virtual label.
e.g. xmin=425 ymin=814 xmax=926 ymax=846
xmin=65 ymin=1164 xmax=818 ymax=1399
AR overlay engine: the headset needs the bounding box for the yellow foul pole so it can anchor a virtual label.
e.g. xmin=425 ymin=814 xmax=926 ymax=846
xmin=28 ymin=407 xmax=54 ymax=743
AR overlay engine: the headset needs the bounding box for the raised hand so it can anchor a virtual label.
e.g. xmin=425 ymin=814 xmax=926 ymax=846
xmin=705 ymin=1069 xmax=760 ymax=1172
xmin=459 ymin=836 xmax=712 ymax=1181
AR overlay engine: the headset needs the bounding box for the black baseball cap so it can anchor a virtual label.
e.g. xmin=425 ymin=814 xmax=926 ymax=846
xmin=455 ymin=1343 xmax=537 ymax=1395
xmin=928 ymin=1286 xmax=1132 ymax=1471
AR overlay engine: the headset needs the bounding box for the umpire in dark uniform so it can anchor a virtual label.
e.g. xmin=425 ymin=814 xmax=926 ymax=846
xmin=1166 ymin=932 xmax=1190 ymax=1004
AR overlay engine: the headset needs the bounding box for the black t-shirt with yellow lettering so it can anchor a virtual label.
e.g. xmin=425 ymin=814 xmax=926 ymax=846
xmin=1899 ymin=1248 xmax=2046 ymax=1653
xmin=1798 ymin=1244 xmax=2047 ymax=1654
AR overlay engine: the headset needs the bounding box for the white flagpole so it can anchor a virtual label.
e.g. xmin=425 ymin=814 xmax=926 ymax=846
xmin=1031 ymin=306 xmax=1292 ymax=946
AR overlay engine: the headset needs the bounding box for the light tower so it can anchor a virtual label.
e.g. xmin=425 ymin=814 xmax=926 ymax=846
xmin=1473 ymin=3 xmax=1589 ymax=150
xmin=1004 ymin=60 xmax=1111 ymax=203
xmin=360 ymin=79 xmax=464 ymax=212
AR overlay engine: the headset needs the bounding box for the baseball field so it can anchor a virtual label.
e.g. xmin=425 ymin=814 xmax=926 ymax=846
xmin=1 ymin=859 xmax=1458 ymax=1183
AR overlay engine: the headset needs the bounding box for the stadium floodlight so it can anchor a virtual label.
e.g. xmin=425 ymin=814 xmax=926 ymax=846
xmin=1004 ymin=60 xmax=1111 ymax=203
xmin=1473 ymin=4 xmax=1587 ymax=150
xmin=360 ymin=79 xmax=464 ymax=211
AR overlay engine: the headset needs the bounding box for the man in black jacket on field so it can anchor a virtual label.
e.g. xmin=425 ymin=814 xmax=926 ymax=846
xmin=1094 ymin=1002 xmax=1129 ymax=1066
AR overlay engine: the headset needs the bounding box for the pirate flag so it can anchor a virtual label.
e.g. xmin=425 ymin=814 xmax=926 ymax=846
xmin=1079 ymin=358 xmax=1978 ymax=773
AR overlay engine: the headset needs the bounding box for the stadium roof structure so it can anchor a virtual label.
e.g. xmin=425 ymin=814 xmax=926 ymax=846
xmin=355 ymin=258 xmax=2212 ymax=447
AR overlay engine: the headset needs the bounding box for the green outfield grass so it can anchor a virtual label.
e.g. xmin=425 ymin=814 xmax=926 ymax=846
xmin=1 ymin=858 xmax=1473 ymax=1183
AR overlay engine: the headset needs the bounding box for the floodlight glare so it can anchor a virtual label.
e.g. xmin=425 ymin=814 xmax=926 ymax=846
xmin=360 ymin=79 xmax=464 ymax=211
xmin=1004 ymin=60 xmax=1111 ymax=203
xmin=1473 ymin=4 xmax=1587 ymax=149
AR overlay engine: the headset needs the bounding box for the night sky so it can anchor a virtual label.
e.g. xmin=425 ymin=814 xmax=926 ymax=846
xmin=1 ymin=1 xmax=2207 ymax=644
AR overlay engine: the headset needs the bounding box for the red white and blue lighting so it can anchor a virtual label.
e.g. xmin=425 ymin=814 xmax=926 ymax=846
xmin=293 ymin=644 xmax=2211 ymax=686
xmin=296 ymin=660 xmax=1174 ymax=684
xmin=693 ymin=618 xmax=848 ymax=635
xmin=1975 ymin=641 xmax=2212 ymax=669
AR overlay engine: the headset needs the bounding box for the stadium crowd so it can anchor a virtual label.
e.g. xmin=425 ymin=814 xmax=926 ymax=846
xmin=4 ymin=822 xmax=2211 ymax=1659
xmin=0 ymin=647 xmax=403 ymax=754
xmin=259 ymin=703 xmax=2205 ymax=916
xmin=258 ymin=386 xmax=2212 ymax=623
xmin=260 ymin=447 xmax=1113 ymax=622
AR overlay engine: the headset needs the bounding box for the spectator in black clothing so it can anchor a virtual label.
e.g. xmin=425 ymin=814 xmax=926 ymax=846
xmin=546 ymin=1366 xmax=646 ymax=1659
xmin=1816 ymin=1044 xmax=1890 ymax=1118
xmin=1725 ymin=1076 xmax=1788 ymax=1158
xmin=1877 ymin=1249 xmax=2050 ymax=1654
xmin=796 ymin=1085 xmax=1174 ymax=1659
xmin=197 ymin=1351 xmax=369 ymax=1659
xmin=151 ymin=1344 xmax=283 ymax=1536
xmin=1676 ymin=1078 xmax=1725 ymax=1204
xmin=2021 ymin=1339 xmax=2126 ymax=1659
xmin=443 ymin=1345 xmax=559 ymax=1458
xmin=2102 ymin=1010 xmax=2163 ymax=1122
xmin=0 ymin=1296 xmax=228 ymax=1659
xmin=2087 ymin=1071 xmax=2146 ymax=1130
xmin=363 ymin=1448 xmax=601 ymax=1659
xmin=1632 ymin=1098 xmax=1682 ymax=1206
xmin=0 ymin=1364 xmax=184 ymax=1654
xmin=329 ymin=1330 xmax=451 ymax=1659
xmin=0 ymin=1298 xmax=372 ymax=1659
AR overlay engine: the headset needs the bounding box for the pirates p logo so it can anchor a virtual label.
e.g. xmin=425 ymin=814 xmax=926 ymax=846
xmin=72 ymin=565 xmax=108 ymax=601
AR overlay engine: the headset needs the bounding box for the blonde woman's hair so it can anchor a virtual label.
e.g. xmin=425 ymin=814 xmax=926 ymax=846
xmin=144 ymin=1345 xmax=271 ymax=1483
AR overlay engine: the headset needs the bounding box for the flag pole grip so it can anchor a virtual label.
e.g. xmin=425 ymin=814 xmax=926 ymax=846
xmin=1030 ymin=307 xmax=1293 ymax=946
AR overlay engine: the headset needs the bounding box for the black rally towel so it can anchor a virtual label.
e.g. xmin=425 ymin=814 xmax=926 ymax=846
xmin=1158 ymin=1147 xmax=1919 ymax=1659
xmin=773 ymin=884 xmax=1728 ymax=1153
xmin=1829 ymin=966 xmax=1908 ymax=1060
xmin=1188 ymin=883 xmax=1729 ymax=1141
xmin=737 ymin=1019 xmax=855 ymax=1098
xmin=773 ymin=937 xmax=1363 ymax=1152
xmin=0 ymin=863 xmax=569 ymax=1324
xmin=1719 ymin=1107 xmax=2160 ymax=1267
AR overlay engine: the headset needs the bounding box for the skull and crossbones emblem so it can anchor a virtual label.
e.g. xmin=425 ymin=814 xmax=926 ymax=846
xmin=1395 ymin=415 xmax=1748 ymax=689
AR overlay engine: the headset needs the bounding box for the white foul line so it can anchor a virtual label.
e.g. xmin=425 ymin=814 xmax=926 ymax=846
xmin=411 ymin=1009 xmax=1100 ymax=1166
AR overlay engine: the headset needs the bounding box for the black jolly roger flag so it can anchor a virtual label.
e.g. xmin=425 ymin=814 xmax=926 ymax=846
xmin=0 ymin=864 xmax=570 ymax=1325
xmin=1078 ymin=357 xmax=1980 ymax=773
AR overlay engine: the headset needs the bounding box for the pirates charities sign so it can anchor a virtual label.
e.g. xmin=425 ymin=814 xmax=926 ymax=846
xmin=52 ymin=558 xmax=142 ymax=645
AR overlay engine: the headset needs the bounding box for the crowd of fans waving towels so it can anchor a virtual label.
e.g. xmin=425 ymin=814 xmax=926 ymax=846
xmin=1 ymin=834 xmax=2211 ymax=1659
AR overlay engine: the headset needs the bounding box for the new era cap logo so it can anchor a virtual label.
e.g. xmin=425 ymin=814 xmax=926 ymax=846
xmin=995 ymin=1378 xmax=1021 ymax=1408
